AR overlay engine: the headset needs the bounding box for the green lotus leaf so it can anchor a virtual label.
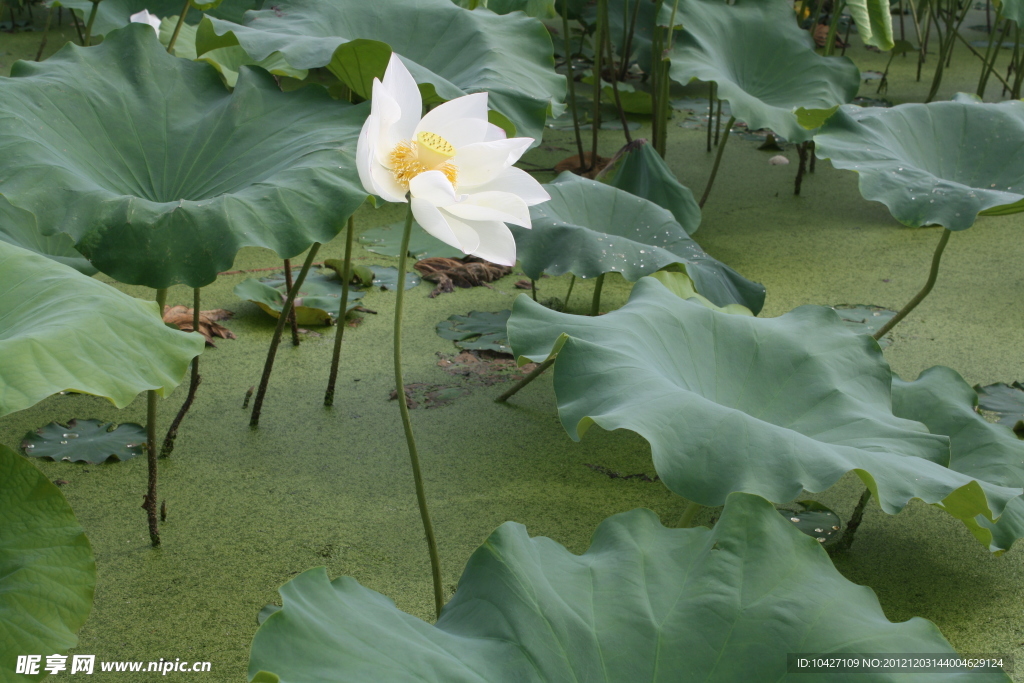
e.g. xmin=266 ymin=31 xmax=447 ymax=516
xmin=647 ymin=270 xmax=753 ymax=315
xmin=0 ymin=25 xmax=369 ymax=289
xmin=0 ymin=241 xmax=204 ymax=418
xmin=892 ymin=366 xmax=1024 ymax=553
xmin=247 ymin=493 xmax=996 ymax=683
xmin=832 ymin=304 xmax=896 ymax=347
xmin=46 ymin=0 xmax=260 ymax=39
xmin=436 ymin=310 xmax=512 ymax=353
xmin=511 ymin=173 xmax=765 ymax=313
xmin=21 ymin=419 xmax=147 ymax=464
xmin=667 ymin=0 xmax=860 ymax=141
xmin=0 ymin=443 xmax=95 ymax=680
xmin=159 ymin=17 xmax=307 ymax=87
xmin=0 ymin=194 xmax=95 ymax=276
xmin=506 ymin=277 xmax=1023 ymax=524
xmin=996 ymin=0 xmax=1024 ymax=26
xmin=358 ymin=222 xmax=465 ymax=260
xmin=234 ymin=271 xmax=365 ymax=326
xmin=813 ymin=101 xmax=1024 ymax=230
xmin=846 ymin=0 xmax=895 ymax=51
xmin=975 ymin=381 xmax=1024 ymax=432
xmin=453 ymin=0 xmax=557 ymax=18
xmin=195 ymin=0 xmax=566 ymax=142
xmin=598 ymin=138 xmax=702 ymax=234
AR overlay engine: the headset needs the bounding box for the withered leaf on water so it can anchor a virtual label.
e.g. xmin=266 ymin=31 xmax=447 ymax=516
xmin=163 ymin=305 xmax=236 ymax=346
xmin=413 ymin=257 xmax=512 ymax=298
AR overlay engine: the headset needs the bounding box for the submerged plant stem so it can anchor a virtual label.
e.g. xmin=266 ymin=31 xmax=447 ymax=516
xmin=166 ymin=0 xmax=192 ymax=53
xmin=250 ymin=244 xmax=321 ymax=427
xmin=144 ymin=287 xmax=168 ymax=547
xmin=324 ymin=217 xmax=355 ymax=407
xmin=872 ymin=228 xmax=952 ymax=340
xmin=699 ymin=115 xmax=735 ymax=208
xmin=590 ymin=273 xmax=606 ymax=316
xmin=495 ymin=356 xmax=556 ymax=403
xmin=831 ymin=488 xmax=872 ymax=553
xmin=393 ymin=202 xmax=444 ymax=620
xmin=161 ymin=287 xmax=202 ymax=458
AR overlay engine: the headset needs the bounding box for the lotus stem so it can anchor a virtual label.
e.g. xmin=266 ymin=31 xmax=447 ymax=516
xmin=590 ymin=272 xmax=606 ymax=316
xmin=144 ymin=287 xmax=169 ymax=547
xmin=531 ymin=279 xmax=537 ymax=301
xmin=324 ymin=216 xmax=355 ymax=407
xmin=393 ymin=201 xmax=444 ymax=620
xmin=674 ymin=501 xmax=703 ymax=528
xmin=35 ymin=6 xmax=54 ymax=61
xmin=654 ymin=26 xmax=672 ymax=157
xmin=957 ymin=30 xmax=1014 ymax=92
xmin=589 ymin=0 xmax=606 ymax=171
xmin=83 ymin=0 xmax=101 ymax=47
xmin=283 ymin=258 xmax=301 ymax=347
xmin=794 ymin=141 xmax=808 ymax=195
xmin=600 ymin=0 xmax=632 ymax=144
xmin=976 ymin=8 xmax=1006 ymax=96
xmin=830 ymin=488 xmax=872 ymax=554
xmin=160 ymin=287 xmax=202 ymax=458
xmin=564 ymin=273 xmax=576 ymax=309
xmin=714 ymin=99 xmax=722 ymax=146
xmin=166 ymin=0 xmax=192 ymax=54
xmin=706 ymin=82 xmax=715 ymax=153
xmin=1013 ymin=26 xmax=1024 ymax=98
xmin=495 ymin=356 xmax=556 ymax=403
xmin=70 ymin=7 xmax=85 ymax=45
xmin=250 ymin=244 xmax=321 ymax=427
xmin=873 ymin=228 xmax=952 ymax=340
xmin=699 ymin=115 xmax=735 ymax=208
xmin=620 ymin=0 xmax=642 ymax=80
xmin=822 ymin=0 xmax=845 ymax=56
xmin=560 ymin=0 xmax=586 ymax=164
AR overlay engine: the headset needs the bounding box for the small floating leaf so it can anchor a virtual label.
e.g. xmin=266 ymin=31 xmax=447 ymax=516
xmin=21 ymin=420 xmax=147 ymax=464
xmin=436 ymin=311 xmax=512 ymax=354
xmin=778 ymin=500 xmax=842 ymax=544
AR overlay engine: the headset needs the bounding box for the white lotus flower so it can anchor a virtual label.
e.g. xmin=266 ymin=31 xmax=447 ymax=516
xmin=356 ymin=54 xmax=549 ymax=266
xmin=129 ymin=9 xmax=162 ymax=33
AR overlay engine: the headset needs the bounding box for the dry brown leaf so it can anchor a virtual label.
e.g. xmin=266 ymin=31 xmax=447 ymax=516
xmin=163 ymin=305 xmax=237 ymax=346
xmin=413 ymin=256 xmax=512 ymax=298
xmin=812 ymin=24 xmax=847 ymax=48
xmin=554 ymin=152 xmax=610 ymax=179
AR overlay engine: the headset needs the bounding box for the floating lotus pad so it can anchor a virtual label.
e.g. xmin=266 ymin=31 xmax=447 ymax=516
xmin=195 ymin=0 xmax=566 ymax=141
xmin=0 ymin=26 xmax=369 ymax=289
xmin=21 ymin=420 xmax=148 ymax=464
xmin=0 ymin=444 xmax=95 ymax=679
xmin=0 ymin=241 xmax=204 ymax=419
xmin=506 ymin=277 xmax=1022 ymax=537
xmin=436 ymin=310 xmax=512 ymax=354
xmin=0 ymin=194 xmax=95 ymax=276
xmin=248 ymin=494 xmax=990 ymax=682
xmin=813 ymin=100 xmax=1024 ymax=230
xmin=234 ymin=271 xmax=365 ymax=326
xmin=667 ymin=0 xmax=860 ymax=141
xmin=511 ymin=173 xmax=765 ymax=313
xmin=892 ymin=366 xmax=1024 ymax=554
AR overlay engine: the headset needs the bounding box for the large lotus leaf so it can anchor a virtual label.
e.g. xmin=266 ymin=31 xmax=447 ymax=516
xmin=47 ymin=0 xmax=261 ymax=38
xmin=160 ymin=17 xmax=307 ymax=88
xmin=846 ymin=0 xmax=895 ymax=51
xmin=247 ymin=493 xmax=998 ymax=683
xmin=195 ymin=0 xmax=566 ymax=142
xmin=506 ymin=277 xmax=1023 ymax=523
xmin=511 ymin=173 xmax=764 ymax=313
xmin=599 ymin=138 xmax=702 ymax=234
xmin=453 ymin=0 xmax=557 ymax=17
xmin=813 ymin=101 xmax=1024 ymax=230
xmin=666 ymin=0 xmax=860 ymax=142
xmin=892 ymin=366 xmax=1024 ymax=554
xmin=0 ymin=443 xmax=95 ymax=680
xmin=0 ymin=194 xmax=95 ymax=276
xmin=0 ymin=241 xmax=204 ymax=418
xmin=0 ymin=25 xmax=369 ymax=289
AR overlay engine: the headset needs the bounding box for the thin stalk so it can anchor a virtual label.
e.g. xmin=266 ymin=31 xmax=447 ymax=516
xmin=823 ymin=0 xmax=847 ymax=56
xmin=830 ymin=488 xmax=872 ymax=553
xmin=166 ymin=0 xmax=191 ymax=54
xmin=957 ymin=29 xmax=1013 ymax=91
xmin=917 ymin=0 xmax=933 ymax=81
xmin=699 ymin=115 xmax=735 ymax=208
xmin=674 ymin=501 xmax=703 ymax=528
xmin=283 ymin=258 xmax=301 ymax=346
xmin=250 ymin=245 xmax=321 ymax=427
xmin=794 ymin=141 xmax=809 ymax=195
xmin=35 ymin=6 xmax=54 ymax=60
xmin=620 ymin=0 xmax=643 ymax=79
xmin=713 ymin=99 xmax=722 ymax=146
xmin=841 ymin=13 xmax=853 ymax=55
xmin=872 ymin=228 xmax=952 ymax=340
xmin=495 ymin=357 xmax=556 ymax=403
xmin=976 ymin=8 xmax=1006 ymax=96
xmin=531 ymin=279 xmax=538 ymax=301
xmin=83 ymin=0 xmax=101 ymax=46
xmin=160 ymin=288 xmax=202 ymax=458
xmin=809 ymin=140 xmax=816 ymax=173
xmin=564 ymin=274 xmax=577 ymax=309
xmin=590 ymin=273 xmax=606 ymax=316
xmin=706 ymin=82 xmax=715 ymax=153
xmin=589 ymin=0 xmax=606 ymax=171
xmin=603 ymin=6 xmax=632 ymax=144
xmin=899 ymin=0 xmax=906 ymax=42
xmin=1013 ymin=26 xmax=1024 ymax=98
xmin=70 ymin=7 xmax=85 ymax=45
xmin=324 ymin=217 xmax=355 ymax=407
xmin=561 ymin=0 xmax=586 ymax=164
xmin=393 ymin=202 xmax=444 ymax=620
xmin=144 ymin=287 xmax=169 ymax=547
xmin=654 ymin=27 xmax=672 ymax=157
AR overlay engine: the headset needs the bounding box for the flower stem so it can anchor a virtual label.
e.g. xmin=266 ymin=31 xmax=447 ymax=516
xmin=161 ymin=287 xmax=202 ymax=458
xmin=494 ymin=356 xmax=556 ymax=403
xmin=325 ymin=216 xmax=355 ymax=407
xmin=698 ymin=115 xmax=735 ymax=208
xmin=590 ymin=272 xmax=606 ymax=316
xmin=144 ymin=287 xmax=168 ymax=547
xmin=872 ymin=228 xmax=952 ymax=340
xmin=394 ymin=202 xmax=444 ymax=620
xmin=166 ymin=0 xmax=192 ymax=54
xmin=250 ymin=244 xmax=321 ymax=428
